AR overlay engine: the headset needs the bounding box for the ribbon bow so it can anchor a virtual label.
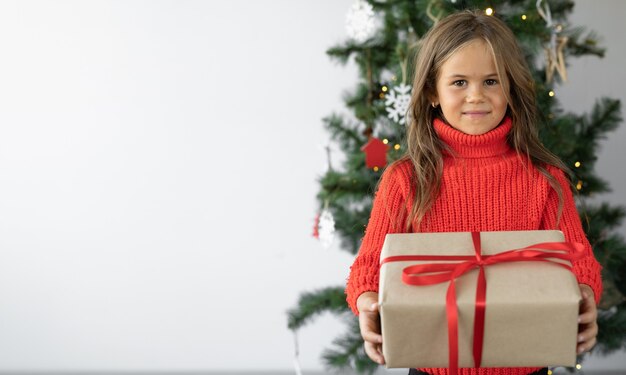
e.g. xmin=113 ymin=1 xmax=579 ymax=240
xmin=380 ymin=232 xmax=585 ymax=374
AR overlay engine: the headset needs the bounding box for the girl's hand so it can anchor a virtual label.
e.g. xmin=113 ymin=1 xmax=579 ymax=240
xmin=577 ymin=284 xmax=598 ymax=355
xmin=356 ymin=292 xmax=385 ymax=365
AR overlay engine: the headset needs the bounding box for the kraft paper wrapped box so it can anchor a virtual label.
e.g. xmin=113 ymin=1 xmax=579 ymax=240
xmin=379 ymin=230 xmax=582 ymax=369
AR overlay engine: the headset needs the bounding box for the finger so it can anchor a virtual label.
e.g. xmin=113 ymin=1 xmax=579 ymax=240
xmin=357 ymin=297 xmax=378 ymax=315
xmin=579 ymin=286 xmax=596 ymax=306
xmin=578 ymin=299 xmax=597 ymax=323
xmin=359 ymin=315 xmax=382 ymax=343
xmin=359 ymin=312 xmax=382 ymax=343
xmin=364 ymin=342 xmax=385 ymax=365
xmin=580 ymin=288 xmax=590 ymax=300
xmin=369 ymin=302 xmax=379 ymax=312
xmin=376 ymin=344 xmax=386 ymax=365
xmin=578 ymin=300 xmax=597 ymax=323
xmin=578 ymin=310 xmax=596 ymax=324
xmin=361 ymin=328 xmax=383 ymax=344
xmin=577 ymin=337 xmax=597 ymax=355
xmin=578 ymin=323 xmax=599 ymax=344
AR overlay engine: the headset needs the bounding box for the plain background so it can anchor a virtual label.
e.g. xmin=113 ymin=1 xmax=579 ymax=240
xmin=0 ymin=0 xmax=624 ymax=372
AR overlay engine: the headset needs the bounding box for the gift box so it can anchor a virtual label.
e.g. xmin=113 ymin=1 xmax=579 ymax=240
xmin=379 ymin=230 xmax=583 ymax=370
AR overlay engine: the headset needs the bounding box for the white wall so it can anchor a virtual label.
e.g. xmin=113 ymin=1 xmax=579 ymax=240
xmin=0 ymin=0 xmax=623 ymax=372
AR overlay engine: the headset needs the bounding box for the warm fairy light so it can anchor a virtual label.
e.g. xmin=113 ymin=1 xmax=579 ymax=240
xmin=575 ymin=161 xmax=581 ymax=168
xmin=485 ymin=8 xmax=494 ymax=16
xmin=382 ymin=86 xmax=388 ymax=92
xmin=576 ymin=180 xmax=583 ymax=190
xmin=383 ymin=139 xmax=389 ymax=144
xmin=547 ymin=371 xmax=552 ymax=375
xmin=394 ymin=144 xmax=401 ymax=150
xmin=576 ymin=363 xmax=582 ymax=370
xmin=373 ymin=166 xmax=379 ymax=172
xmin=379 ymin=93 xmax=385 ymax=99
xmin=522 ymin=14 xmax=527 ymax=20
xmin=549 ymin=91 xmax=555 ymax=97
xmin=392 ymin=75 xmax=397 ymax=81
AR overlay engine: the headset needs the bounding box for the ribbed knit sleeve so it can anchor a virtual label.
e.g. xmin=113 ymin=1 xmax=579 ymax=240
xmin=345 ymin=161 xmax=411 ymax=315
xmin=540 ymin=166 xmax=603 ymax=304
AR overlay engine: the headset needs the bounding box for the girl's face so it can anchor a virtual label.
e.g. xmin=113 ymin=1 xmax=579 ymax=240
xmin=433 ymin=39 xmax=508 ymax=135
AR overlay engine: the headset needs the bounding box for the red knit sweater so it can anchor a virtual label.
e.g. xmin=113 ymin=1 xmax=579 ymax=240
xmin=345 ymin=117 xmax=603 ymax=375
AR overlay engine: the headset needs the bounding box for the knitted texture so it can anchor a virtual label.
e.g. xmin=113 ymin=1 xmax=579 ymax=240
xmin=345 ymin=117 xmax=603 ymax=375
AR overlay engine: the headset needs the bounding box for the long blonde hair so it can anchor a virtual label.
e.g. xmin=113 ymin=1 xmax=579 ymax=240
xmin=399 ymin=9 xmax=569 ymax=231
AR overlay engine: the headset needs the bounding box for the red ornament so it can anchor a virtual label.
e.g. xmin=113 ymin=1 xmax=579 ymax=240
xmin=312 ymin=212 xmax=320 ymax=238
xmin=361 ymin=137 xmax=389 ymax=169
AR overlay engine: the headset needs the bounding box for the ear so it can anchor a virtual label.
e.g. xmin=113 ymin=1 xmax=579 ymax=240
xmin=427 ymin=92 xmax=439 ymax=107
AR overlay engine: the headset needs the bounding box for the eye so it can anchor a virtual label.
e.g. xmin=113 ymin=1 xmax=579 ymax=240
xmin=452 ymin=80 xmax=466 ymax=87
xmin=485 ymin=79 xmax=498 ymax=86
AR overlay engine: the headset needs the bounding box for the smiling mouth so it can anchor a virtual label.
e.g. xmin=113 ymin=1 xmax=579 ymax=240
xmin=463 ymin=111 xmax=491 ymax=118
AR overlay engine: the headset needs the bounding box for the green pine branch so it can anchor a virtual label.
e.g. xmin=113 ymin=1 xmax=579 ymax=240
xmin=322 ymin=316 xmax=380 ymax=374
xmin=597 ymin=302 xmax=626 ymax=353
xmin=287 ymin=286 xmax=349 ymax=331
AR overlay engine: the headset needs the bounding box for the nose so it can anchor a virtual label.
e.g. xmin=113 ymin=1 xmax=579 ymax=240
xmin=466 ymin=84 xmax=485 ymax=103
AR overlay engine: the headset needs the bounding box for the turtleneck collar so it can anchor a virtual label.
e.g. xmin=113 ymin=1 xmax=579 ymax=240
xmin=433 ymin=116 xmax=512 ymax=158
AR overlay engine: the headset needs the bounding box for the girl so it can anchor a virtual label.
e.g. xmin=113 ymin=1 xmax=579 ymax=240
xmin=345 ymin=10 xmax=602 ymax=375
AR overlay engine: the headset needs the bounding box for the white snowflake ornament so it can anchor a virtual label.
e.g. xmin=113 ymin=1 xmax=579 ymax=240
xmin=318 ymin=208 xmax=336 ymax=249
xmin=346 ymin=0 xmax=376 ymax=43
xmin=385 ymin=83 xmax=412 ymax=125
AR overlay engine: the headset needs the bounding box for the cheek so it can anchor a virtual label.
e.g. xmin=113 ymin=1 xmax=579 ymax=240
xmin=440 ymin=91 xmax=461 ymax=105
xmin=497 ymin=96 xmax=509 ymax=109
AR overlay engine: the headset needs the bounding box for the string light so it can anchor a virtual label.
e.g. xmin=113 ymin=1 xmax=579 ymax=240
xmin=522 ymin=14 xmax=527 ymax=20
xmin=576 ymin=180 xmax=583 ymax=190
xmin=576 ymin=363 xmax=582 ymax=370
xmin=379 ymin=92 xmax=385 ymax=99
xmin=391 ymin=75 xmax=397 ymax=81
xmin=485 ymin=8 xmax=494 ymax=16
xmin=575 ymin=161 xmax=581 ymax=168
xmin=383 ymin=139 xmax=389 ymax=144
xmin=547 ymin=370 xmax=552 ymax=375
xmin=382 ymin=85 xmax=388 ymax=92
xmin=373 ymin=166 xmax=379 ymax=172
xmin=394 ymin=144 xmax=401 ymax=150
xmin=549 ymin=90 xmax=555 ymax=97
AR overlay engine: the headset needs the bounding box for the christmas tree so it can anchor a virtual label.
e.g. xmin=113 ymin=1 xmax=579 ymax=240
xmin=287 ymin=1 xmax=625 ymax=373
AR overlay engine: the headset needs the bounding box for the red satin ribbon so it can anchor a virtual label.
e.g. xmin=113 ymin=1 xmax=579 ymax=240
xmin=380 ymin=232 xmax=586 ymax=375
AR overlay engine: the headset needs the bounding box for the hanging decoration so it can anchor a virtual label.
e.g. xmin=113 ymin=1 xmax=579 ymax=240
xmin=312 ymin=212 xmax=320 ymax=238
xmin=384 ymin=5 xmax=441 ymax=126
xmin=426 ymin=0 xmax=444 ymax=25
xmin=345 ymin=0 xmax=377 ymax=42
xmin=313 ymin=143 xmax=336 ymax=248
xmin=313 ymin=202 xmax=335 ymax=247
xmin=361 ymin=135 xmax=390 ymax=170
xmin=385 ymin=83 xmax=412 ymax=125
xmin=537 ymin=0 xmax=568 ymax=83
xmin=292 ymin=330 xmax=303 ymax=375
xmin=317 ymin=203 xmax=336 ymax=249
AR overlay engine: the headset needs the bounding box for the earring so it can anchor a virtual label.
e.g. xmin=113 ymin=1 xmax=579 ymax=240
xmin=431 ymin=103 xmax=438 ymax=108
